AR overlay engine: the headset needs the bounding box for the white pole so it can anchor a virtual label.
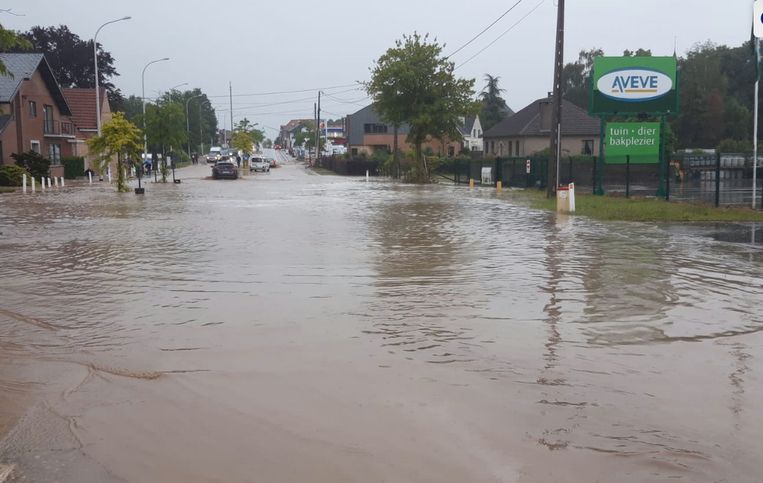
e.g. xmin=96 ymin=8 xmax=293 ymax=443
xmin=107 ymin=166 xmax=112 ymax=183
xmin=31 ymin=176 xmax=36 ymax=193
xmin=60 ymin=177 xmax=65 ymax=187
xmin=47 ymin=177 xmax=52 ymax=188
xmin=366 ymin=170 xmax=369 ymax=182
xmin=41 ymin=177 xmax=45 ymax=191
xmin=22 ymin=173 xmax=26 ymax=193
xmin=88 ymin=171 xmax=93 ymax=184
xmin=754 ymin=36 xmax=760 ymax=208
xmin=53 ymin=176 xmax=58 ymax=187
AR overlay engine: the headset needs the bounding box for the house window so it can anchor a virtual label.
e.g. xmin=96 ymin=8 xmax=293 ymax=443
xmin=31 ymin=140 xmax=41 ymax=154
xmin=582 ymin=139 xmax=594 ymax=155
xmin=48 ymin=143 xmax=61 ymax=164
xmin=490 ymin=141 xmax=495 ymax=154
xmin=364 ymin=123 xmax=388 ymax=134
xmin=28 ymin=101 xmax=37 ymax=118
xmin=43 ymin=105 xmax=53 ymax=134
xmin=472 ymin=129 xmax=476 ymax=137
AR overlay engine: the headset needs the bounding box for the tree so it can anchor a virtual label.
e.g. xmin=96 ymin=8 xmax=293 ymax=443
xmin=158 ymin=89 xmax=218 ymax=155
xmin=366 ymin=32 xmax=475 ymax=182
xmin=86 ymin=112 xmax=142 ymax=192
xmin=294 ymin=121 xmax=316 ymax=149
xmin=12 ymin=151 xmax=50 ymax=179
xmin=262 ymin=139 xmax=273 ymax=149
xmin=231 ymin=118 xmax=259 ymax=154
xmin=16 ymin=25 xmax=123 ymax=107
xmin=562 ymin=48 xmax=603 ymax=109
xmin=479 ymin=74 xmax=510 ymax=131
xmin=0 ymin=24 xmax=31 ymax=75
xmin=145 ymin=97 xmax=186 ymax=182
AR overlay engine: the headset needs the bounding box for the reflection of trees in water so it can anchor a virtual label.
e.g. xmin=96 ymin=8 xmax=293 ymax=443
xmin=366 ymin=192 xmax=477 ymax=364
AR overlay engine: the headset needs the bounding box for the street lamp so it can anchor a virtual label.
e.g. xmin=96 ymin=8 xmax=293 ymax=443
xmin=142 ymin=57 xmax=170 ymax=182
xmin=186 ymin=94 xmax=205 ymax=160
xmin=94 ymin=16 xmax=131 ymax=136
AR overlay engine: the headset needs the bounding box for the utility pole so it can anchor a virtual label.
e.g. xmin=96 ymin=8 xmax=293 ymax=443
xmin=316 ymin=91 xmax=321 ymax=161
xmin=229 ymin=81 xmax=234 ymax=147
xmin=547 ymin=0 xmax=565 ymax=198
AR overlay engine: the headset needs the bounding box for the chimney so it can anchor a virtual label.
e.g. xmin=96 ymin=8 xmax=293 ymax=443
xmin=539 ymin=100 xmax=552 ymax=132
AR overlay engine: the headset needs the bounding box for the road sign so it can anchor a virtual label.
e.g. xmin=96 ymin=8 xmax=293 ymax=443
xmin=526 ymin=159 xmax=531 ymax=174
xmin=755 ymin=1 xmax=763 ymax=38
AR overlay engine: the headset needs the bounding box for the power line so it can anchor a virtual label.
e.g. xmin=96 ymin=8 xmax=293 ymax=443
xmin=455 ymin=0 xmax=545 ymax=70
xmin=446 ymin=0 xmax=523 ymax=58
xmin=205 ymin=83 xmax=362 ymax=99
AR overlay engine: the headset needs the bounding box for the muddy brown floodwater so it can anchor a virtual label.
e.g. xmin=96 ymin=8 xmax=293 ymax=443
xmin=1 ymin=160 xmax=762 ymax=482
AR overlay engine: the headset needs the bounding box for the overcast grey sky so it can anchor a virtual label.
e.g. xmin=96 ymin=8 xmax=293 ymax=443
xmin=4 ymin=0 xmax=753 ymax=139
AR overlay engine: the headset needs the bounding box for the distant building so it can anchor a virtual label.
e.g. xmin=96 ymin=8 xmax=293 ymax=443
xmin=279 ymin=119 xmax=313 ymax=151
xmin=459 ymin=115 xmax=484 ymax=152
xmin=346 ymin=104 xmax=462 ymax=157
xmin=62 ymin=87 xmax=113 ymax=171
xmin=0 ymin=53 xmax=75 ymax=178
xmin=482 ymin=96 xmax=600 ymax=158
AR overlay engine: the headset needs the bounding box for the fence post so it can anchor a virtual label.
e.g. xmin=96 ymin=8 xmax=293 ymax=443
xmin=591 ymin=156 xmax=597 ymax=195
xmin=626 ymin=155 xmax=630 ymax=199
xmin=568 ymin=156 xmax=573 ymax=184
xmin=715 ymin=151 xmax=721 ymax=207
xmin=666 ymin=160 xmax=670 ymax=201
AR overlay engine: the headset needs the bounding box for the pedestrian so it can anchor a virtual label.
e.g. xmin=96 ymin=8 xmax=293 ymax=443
xmin=236 ymin=154 xmax=241 ymax=168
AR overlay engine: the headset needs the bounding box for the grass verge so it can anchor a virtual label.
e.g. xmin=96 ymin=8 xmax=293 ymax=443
xmin=507 ymin=189 xmax=763 ymax=222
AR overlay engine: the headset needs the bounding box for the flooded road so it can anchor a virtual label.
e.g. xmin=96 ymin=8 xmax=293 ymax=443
xmin=1 ymin=159 xmax=762 ymax=482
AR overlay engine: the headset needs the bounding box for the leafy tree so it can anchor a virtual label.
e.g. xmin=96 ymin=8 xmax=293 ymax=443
xmin=479 ymin=74 xmax=510 ymax=130
xmin=121 ymin=95 xmax=144 ymax=126
xmin=87 ymin=112 xmax=142 ymax=192
xmin=623 ymin=48 xmax=652 ymax=57
xmin=295 ymin=121 xmax=316 ymax=149
xmin=262 ymin=139 xmax=273 ymax=148
xmin=158 ymin=89 xmax=218 ymax=155
xmin=0 ymin=24 xmax=31 ymax=75
xmin=145 ymin=97 xmax=186 ymax=182
xmin=366 ymin=32 xmax=475 ymax=182
xmin=16 ymin=25 xmax=123 ymax=107
xmin=562 ymin=48 xmax=603 ymax=109
xmin=12 ymin=151 xmax=50 ymax=178
xmin=231 ymin=118 xmax=258 ymax=154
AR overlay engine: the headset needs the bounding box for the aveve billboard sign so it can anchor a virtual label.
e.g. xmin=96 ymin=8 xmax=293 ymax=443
xmin=590 ymin=56 xmax=678 ymax=115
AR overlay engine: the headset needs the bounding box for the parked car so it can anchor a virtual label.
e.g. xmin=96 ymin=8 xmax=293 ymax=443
xmin=212 ymin=160 xmax=239 ymax=179
xmin=250 ymin=157 xmax=270 ymax=172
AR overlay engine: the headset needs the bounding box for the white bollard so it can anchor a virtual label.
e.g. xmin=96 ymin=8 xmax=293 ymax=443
xmin=88 ymin=171 xmax=93 ymax=184
xmin=60 ymin=177 xmax=65 ymax=187
xmin=47 ymin=177 xmax=52 ymax=188
xmin=31 ymin=176 xmax=36 ymax=193
xmin=53 ymin=176 xmax=58 ymax=187
xmin=40 ymin=177 xmax=45 ymax=191
xmin=366 ymin=170 xmax=369 ymax=182
xmin=22 ymin=174 xmax=27 ymax=193
xmin=107 ymin=167 xmax=112 ymax=184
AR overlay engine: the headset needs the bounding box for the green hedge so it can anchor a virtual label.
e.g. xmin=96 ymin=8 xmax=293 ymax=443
xmin=62 ymin=156 xmax=85 ymax=179
xmin=0 ymin=165 xmax=30 ymax=186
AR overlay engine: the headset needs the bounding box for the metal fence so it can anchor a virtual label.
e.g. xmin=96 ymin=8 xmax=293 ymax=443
xmin=446 ymin=154 xmax=763 ymax=208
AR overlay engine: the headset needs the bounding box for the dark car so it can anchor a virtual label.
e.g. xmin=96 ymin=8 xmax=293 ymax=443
xmin=212 ymin=161 xmax=239 ymax=180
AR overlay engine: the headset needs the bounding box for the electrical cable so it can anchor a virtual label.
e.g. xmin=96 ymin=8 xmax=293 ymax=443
xmin=445 ymin=0 xmax=523 ymax=58
xmin=455 ymin=0 xmax=545 ymax=70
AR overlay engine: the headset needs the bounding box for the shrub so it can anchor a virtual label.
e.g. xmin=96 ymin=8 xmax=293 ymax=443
xmin=717 ymin=138 xmax=753 ymax=154
xmin=12 ymin=151 xmax=50 ymax=179
xmin=62 ymin=156 xmax=85 ymax=179
xmin=0 ymin=165 xmax=30 ymax=186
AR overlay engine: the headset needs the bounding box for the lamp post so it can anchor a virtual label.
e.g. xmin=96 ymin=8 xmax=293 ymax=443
xmin=186 ymin=94 xmax=205 ymax=160
xmin=142 ymin=57 xmax=170 ymax=182
xmin=94 ymin=16 xmax=131 ymax=136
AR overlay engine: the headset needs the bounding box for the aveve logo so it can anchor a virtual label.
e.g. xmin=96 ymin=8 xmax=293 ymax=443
xmin=597 ymin=68 xmax=672 ymax=102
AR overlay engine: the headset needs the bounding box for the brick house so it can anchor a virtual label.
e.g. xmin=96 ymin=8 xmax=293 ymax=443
xmin=0 ymin=53 xmax=76 ymax=178
xmin=346 ymin=104 xmax=462 ymax=157
xmin=482 ymin=96 xmax=601 ymax=158
xmin=62 ymin=87 xmax=113 ymax=171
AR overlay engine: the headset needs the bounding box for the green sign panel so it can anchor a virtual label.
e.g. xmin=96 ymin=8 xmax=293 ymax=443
xmin=591 ymin=56 xmax=678 ymax=115
xmin=605 ymin=122 xmax=660 ymax=164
